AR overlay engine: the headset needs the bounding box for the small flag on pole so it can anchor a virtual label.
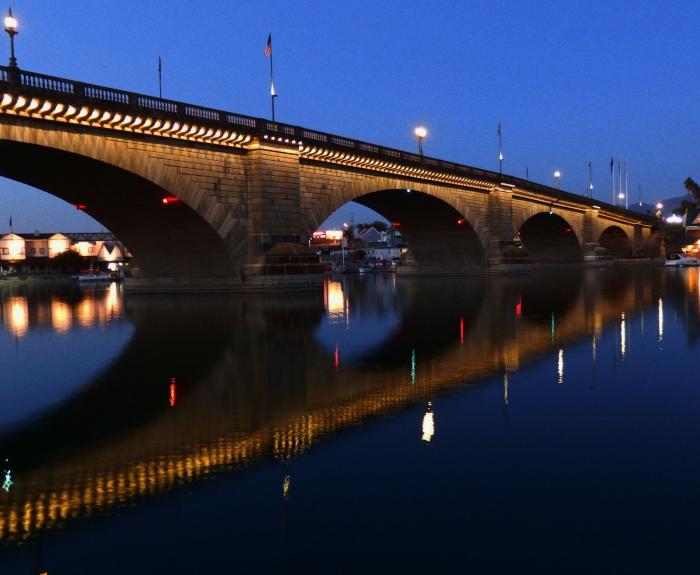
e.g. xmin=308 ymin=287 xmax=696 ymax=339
xmin=8 ymin=216 xmax=12 ymax=230
xmin=610 ymin=155 xmax=614 ymax=173
xmin=265 ymin=34 xmax=272 ymax=57
xmin=497 ymin=122 xmax=501 ymax=137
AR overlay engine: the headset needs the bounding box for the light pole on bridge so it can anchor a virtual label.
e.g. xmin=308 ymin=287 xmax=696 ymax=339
xmin=414 ymin=125 xmax=427 ymax=157
xmin=3 ymin=7 xmax=18 ymax=84
xmin=4 ymin=7 xmax=17 ymax=68
xmin=553 ymin=170 xmax=561 ymax=190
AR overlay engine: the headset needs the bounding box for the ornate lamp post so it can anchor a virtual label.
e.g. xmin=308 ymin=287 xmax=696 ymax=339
xmin=553 ymin=170 xmax=561 ymax=190
xmin=414 ymin=125 xmax=427 ymax=157
xmin=4 ymin=7 xmax=17 ymax=68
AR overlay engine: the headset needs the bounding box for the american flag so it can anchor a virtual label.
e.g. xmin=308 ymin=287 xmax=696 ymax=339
xmin=265 ymin=34 xmax=272 ymax=57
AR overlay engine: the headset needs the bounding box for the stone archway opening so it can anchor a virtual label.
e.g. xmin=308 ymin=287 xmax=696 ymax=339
xmin=320 ymin=188 xmax=485 ymax=273
xmin=599 ymin=226 xmax=632 ymax=258
xmin=518 ymin=212 xmax=582 ymax=263
xmin=0 ymin=140 xmax=236 ymax=284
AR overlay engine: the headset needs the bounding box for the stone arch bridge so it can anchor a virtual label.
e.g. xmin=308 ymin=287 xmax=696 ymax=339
xmin=0 ymin=66 xmax=658 ymax=290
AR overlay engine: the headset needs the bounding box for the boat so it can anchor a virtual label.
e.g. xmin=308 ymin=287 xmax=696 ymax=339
xmin=73 ymin=270 xmax=115 ymax=282
xmin=665 ymin=253 xmax=700 ymax=267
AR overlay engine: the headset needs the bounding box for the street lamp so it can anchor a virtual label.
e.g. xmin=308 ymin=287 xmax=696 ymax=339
xmin=414 ymin=125 xmax=427 ymax=156
xmin=553 ymin=170 xmax=561 ymax=190
xmin=4 ymin=7 xmax=17 ymax=69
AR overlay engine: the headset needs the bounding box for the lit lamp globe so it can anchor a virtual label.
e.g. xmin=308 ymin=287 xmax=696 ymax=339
xmin=414 ymin=125 xmax=427 ymax=156
xmin=656 ymin=203 xmax=663 ymax=210
xmin=553 ymin=170 xmax=561 ymax=189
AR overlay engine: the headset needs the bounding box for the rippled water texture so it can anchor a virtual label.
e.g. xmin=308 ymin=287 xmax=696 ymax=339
xmin=1 ymin=269 xmax=700 ymax=573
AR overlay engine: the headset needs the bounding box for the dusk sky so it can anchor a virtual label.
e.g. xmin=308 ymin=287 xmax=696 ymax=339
xmin=0 ymin=0 xmax=697 ymax=232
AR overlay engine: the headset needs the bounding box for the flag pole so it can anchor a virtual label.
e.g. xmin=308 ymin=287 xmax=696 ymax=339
xmin=610 ymin=155 xmax=615 ymax=205
xmin=588 ymin=161 xmax=593 ymax=198
xmin=158 ymin=56 xmax=162 ymax=99
xmin=618 ymin=159 xmax=622 ymax=208
xmin=497 ymin=122 xmax=503 ymax=174
xmin=270 ymin=48 xmax=275 ymax=122
xmin=266 ymin=33 xmax=276 ymax=123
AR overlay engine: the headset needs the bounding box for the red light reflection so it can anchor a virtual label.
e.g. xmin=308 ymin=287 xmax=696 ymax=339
xmin=169 ymin=378 xmax=176 ymax=407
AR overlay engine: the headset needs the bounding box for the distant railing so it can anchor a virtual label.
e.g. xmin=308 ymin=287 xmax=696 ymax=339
xmin=0 ymin=66 xmax=655 ymax=223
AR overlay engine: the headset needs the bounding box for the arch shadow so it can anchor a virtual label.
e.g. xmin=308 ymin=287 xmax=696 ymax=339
xmin=599 ymin=226 xmax=632 ymax=258
xmin=519 ymin=212 xmax=582 ymax=263
xmin=0 ymin=140 xmax=235 ymax=281
xmin=353 ymin=189 xmax=485 ymax=272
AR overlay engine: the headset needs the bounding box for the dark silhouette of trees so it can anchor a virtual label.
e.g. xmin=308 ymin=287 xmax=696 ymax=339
xmin=684 ymin=177 xmax=700 ymax=203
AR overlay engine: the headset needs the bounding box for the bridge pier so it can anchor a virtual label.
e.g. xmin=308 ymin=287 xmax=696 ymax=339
xmin=241 ymin=142 xmax=324 ymax=289
xmin=581 ymin=208 xmax=602 ymax=260
xmin=486 ymin=186 xmax=517 ymax=265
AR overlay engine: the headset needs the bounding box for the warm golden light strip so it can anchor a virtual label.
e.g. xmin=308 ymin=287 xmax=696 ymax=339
xmin=300 ymin=144 xmax=493 ymax=191
xmin=0 ymin=92 xmax=252 ymax=149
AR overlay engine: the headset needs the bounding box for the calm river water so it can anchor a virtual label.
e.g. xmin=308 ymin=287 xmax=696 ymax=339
xmin=1 ymin=268 xmax=700 ymax=573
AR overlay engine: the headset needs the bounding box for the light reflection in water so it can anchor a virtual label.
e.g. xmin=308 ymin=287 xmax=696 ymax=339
xmin=77 ymin=298 xmax=95 ymax=327
xmin=51 ymin=299 xmax=71 ymax=332
xmin=411 ymin=349 xmax=416 ymax=385
xmin=7 ymin=297 xmax=28 ymax=337
xmin=658 ymin=298 xmax=664 ymax=342
xmin=592 ymin=336 xmax=597 ymax=362
xmin=169 ymin=378 xmax=176 ymax=408
xmin=557 ymin=349 xmax=564 ymax=384
xmin=325 ymin=280 xmax=345 ymax=323
xmin=0 ymin=270 xmax=683 ymax=546
xmin=421 ymin=402 xmax=434 ymax=442
xmin=1 ymin=283 xmax=123 ymax=335
xmin=620 ymin=312 xmax=626 ymax=359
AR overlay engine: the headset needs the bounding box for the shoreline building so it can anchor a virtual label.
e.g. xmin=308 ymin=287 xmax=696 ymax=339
xmin=0 ymin=231 xmax=129 ymax=272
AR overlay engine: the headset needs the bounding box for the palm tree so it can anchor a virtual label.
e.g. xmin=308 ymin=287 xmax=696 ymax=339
xmin=684 ymin=177 xmax=700 ymax=204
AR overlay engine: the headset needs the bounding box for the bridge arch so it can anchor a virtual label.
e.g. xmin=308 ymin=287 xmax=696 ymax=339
xmin=0 ymin=125 xmax=244 ymax=284
xmin=303 ymin=173 xmax=489 ymax=272
xmin=599 ymin=225 xmax=632 ymax=258
xmin=518 ymin=212 xmax=583 ymax=263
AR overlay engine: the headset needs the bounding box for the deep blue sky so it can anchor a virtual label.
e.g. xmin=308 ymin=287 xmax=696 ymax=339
xmin=0 ymin=0 xmax=698 ymax=231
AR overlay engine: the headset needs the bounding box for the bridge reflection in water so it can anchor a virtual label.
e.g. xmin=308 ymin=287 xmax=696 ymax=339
xmin=0 ymin=269 xmax=694 ymax=544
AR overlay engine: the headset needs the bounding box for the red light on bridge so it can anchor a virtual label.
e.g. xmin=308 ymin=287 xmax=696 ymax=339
xmin=162 ymin=196 xmax=181 ymax=205
xmin=75 ymin=203 xmax=87 ymax=211
xmin=457 ymin=218 xmax=466 ymax=225
xmin=391 ymin=222 xmax=401 ymax=228
xmin=169 ymin=377 xmax=176 ymax=407
xmin=564 ymin=227 xmax=573 ymax=233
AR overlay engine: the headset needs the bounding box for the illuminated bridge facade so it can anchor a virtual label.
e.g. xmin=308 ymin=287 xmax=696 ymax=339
xmin=0 ymin=66 xmax=659 ymax=290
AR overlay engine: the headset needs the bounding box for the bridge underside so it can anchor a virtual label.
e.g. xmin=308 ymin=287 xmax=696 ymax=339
xmin=518 ymin=213 xmax=583 ymax=263
xmin=356 ymin=189 xmax=485 ymax=273
xmin=0 ymin=141 xmax=237 ymax=286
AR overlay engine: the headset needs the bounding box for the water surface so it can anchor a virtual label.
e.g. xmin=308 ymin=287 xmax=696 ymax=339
xmin=1 ymin=269 xmax=699 ymax=573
